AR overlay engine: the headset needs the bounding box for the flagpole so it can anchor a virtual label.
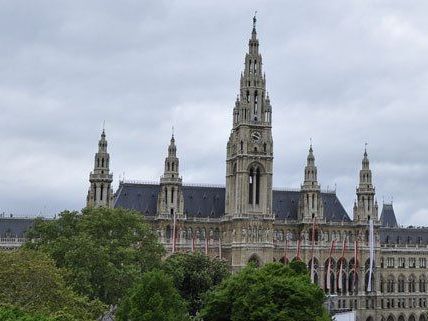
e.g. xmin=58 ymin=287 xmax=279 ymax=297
xmin=326 ymin=239 xmax=336 ymax=291
xmin=172 ymin=210 xmax=177 ymax=254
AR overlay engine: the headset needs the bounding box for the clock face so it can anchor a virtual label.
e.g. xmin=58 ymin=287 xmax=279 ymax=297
xmin=251 ymin=131 xmax=261 ymax=142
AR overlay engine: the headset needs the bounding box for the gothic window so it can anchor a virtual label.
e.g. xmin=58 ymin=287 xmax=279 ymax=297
xmin=254 ymin=91 xmax=258 ymax=115
xmin=409 ymin=275 xmax=416 ymax=292
xmin=240 ymin=141 xmax=243 ymax=152
xmin=254 ymin=60 xmax=257 ymax=74
xmin=311 ymin=194 xmax=315 ymax=209
xmin=100 ymin=184 xmax=104 ymax=201
xmin=93 ymin=185 xmax=97 ymax=200
xmin=263 ymin=142 xmax=267 ymax=152
xmin=255 ymin=168 xmax=260 ymax=205
xmin=246 ymin=90 xmax=250 ymax=103
xmin=249 ymin=168 xmax=254 ymax=204
xmin=101 ymin=158 xmax=104 ymax=167
xmin=419 ymin=275 xmax=426 ymax=292
xmin=365 ymin=271 xmax=375 ymax=292
xmin=249 ymin=60 xmax=252 ymax=74
xmin=165 ymin=187 xmax=168 ymax=204
xmin=349 ymin=271 xmax=359 ymax=294
xmin=167 ymin=162 xmax=170 ymax=171
xmin=387 ymin=275 xmax=395 ymax=293
xmin=97 ymin=158 xmax=100 ymax=167
xmin=171 ymin=187 xmax=174 ymax=203
xmin=398 ymin=275 xmax=404 ymax=293
xmin=172 ymin=162 xmax=175 ymax=171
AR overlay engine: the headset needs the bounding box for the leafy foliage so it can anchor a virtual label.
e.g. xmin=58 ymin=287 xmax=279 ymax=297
xmin=0 ymin=306 xmax=54 ymax=321
xmin=199 ymin=262 xmax=331 ymax=321
xmin=25 ymin=207 xmax=165 ymax=305
xmin=0 ymin=250 xmax=105 ymax=321
xmin=116 ymin=270 xmax=190 ymax=321
xmin=162 ymin=252 xmax=230 ymax=316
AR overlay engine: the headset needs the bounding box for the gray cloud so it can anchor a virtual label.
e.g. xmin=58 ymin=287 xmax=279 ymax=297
xmin=0 ymin=0 xmax=427 ymax=226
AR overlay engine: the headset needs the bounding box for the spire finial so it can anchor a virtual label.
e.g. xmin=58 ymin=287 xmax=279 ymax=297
xmin=253 ymin=11 xmax=257 ymax=32
xmin=364 ymin=142 xmax=368 ymax=156
xmin=172 ymin=126 xmax=174 ymax=138
xmin=309 ymin=137 xmax=313 ymax=150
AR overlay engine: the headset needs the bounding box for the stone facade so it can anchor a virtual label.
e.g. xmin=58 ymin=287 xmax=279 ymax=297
xmin=86 ymin=18 xmax=428 ymax=321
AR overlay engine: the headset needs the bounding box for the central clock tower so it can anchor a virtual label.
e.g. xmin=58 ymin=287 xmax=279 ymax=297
xmin=225 ymin=16 xmax=273 ymax=219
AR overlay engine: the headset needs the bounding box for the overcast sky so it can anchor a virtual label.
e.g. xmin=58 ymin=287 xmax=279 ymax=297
xmin=0 ymin=0 xmax=427 ymax=226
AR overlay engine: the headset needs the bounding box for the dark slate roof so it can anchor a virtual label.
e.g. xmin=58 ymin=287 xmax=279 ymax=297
xmin=380 ymin=203 xmax=398 ymax=227
xmin=380 ymin=227 xmax=428 ymax=245
xmin=0 ymin=218 xmax=34 ymax=237
xmin=114 ymin=182 xmax=350 ymax=222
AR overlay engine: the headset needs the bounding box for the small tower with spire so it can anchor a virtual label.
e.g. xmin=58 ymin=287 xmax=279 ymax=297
xmin=157 ymin=133 xmax=184 ymax=218
xmin=354 ymin=145 xmax=378 ymax=222
xmin=299 ymin=144 xmax=324 ymax=221
xmin=87 ymin=129 xmax=114 ymax=208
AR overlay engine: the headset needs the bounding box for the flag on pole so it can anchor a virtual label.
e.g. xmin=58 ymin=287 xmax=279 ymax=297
xmin=172 ymin=210 xmax=177 ymax=254
xmin=326 ymin=239 xmax=336 ymax=290
xmin=338 ymin=236 xmax=346 ymax=290
xmin=191 ymin=232 xmax=195 ymax=253
xmin=368 ymin=219 xmax=375 ymax=292
xmin=310 ymin=218 xmax=316 ymax=283
xmin=284 ymin=236 xmax=288 ymax=263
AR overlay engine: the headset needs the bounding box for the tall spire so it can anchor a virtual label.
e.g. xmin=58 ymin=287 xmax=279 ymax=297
xmin=158 ymin=134 xmax=184 ymax=221
xmin=299 ymin=144 xmax=323 ymax=221
xmin=232 ymin=14 xmax=271 ymax=126
xmin=354 ymin=146 xmax=377 ymax=222
xmin=87 ymin=129 xmax=114 ymax=208
xmin=304 ymin=143 xmax=318 ymax=186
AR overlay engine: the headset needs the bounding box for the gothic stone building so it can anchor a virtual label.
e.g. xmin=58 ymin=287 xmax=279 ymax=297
xmin=85 ymin=19 xmax=428 ymax=321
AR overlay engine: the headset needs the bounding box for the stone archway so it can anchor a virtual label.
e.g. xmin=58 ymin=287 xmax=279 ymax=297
xmin=248 ymin=253 xmax=262 ymax=267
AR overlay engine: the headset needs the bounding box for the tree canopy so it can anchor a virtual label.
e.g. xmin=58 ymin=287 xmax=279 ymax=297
xmin=199 ymin=262 xmax=330 ymax=321
xmin=25 ymin=207 xmax=165 ymax=305
xmin=116 ymin=270 xmax=190 ymax=321
xmin=0 ymin=250 xmax=104 ymax=321
xmin=162 ymin=252 xmax=230 ymax=316
xmin=0 ymin=306 xmax=53 ymax=321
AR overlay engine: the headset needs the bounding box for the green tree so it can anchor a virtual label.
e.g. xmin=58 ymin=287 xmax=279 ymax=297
xmin=199 ymin=262 xmax=330 ymax=321
xmin=116 ymin=270 xmax=190 ymax=321
xmin=0 ymin=306 xmax=54 ymax=321
xmin=0 ymin=250 xmax=105 ymax=321
xmin=25 ymin=207 xmax=165 ymax=305
xmin=162 ymin=252 xmax=230 ymax=316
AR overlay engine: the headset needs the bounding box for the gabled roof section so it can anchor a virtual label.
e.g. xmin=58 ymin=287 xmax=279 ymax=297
xmin=380 ymin=203 xmax=398 ymax=227
xmin=114 ymin=182 xmax=351 ymax=222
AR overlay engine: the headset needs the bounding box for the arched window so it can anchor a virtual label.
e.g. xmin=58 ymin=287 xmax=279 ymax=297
xmin=398 ymin=315 xmax=405 ymax=321
xmin=97 ymin=158 xmax=100 ymax=167
xmin=249 ymin=168 xmax=254 ymax=204
xmin=409 ymin=275 xmax=416 ymax=292
xmin=254 ymin=60 xmax=257 ymax=74
xmin=240 ymin=141 xmax=244 ymax=152
xmin=165 ymin=187 xmax=168 ymax=204
xmin=167 ymin=162 xmax=170 ymax=171
xmin=171 ymin=187 xmax=174 ymax=203
xmin=254 ymin=91 xmax=258 ymax=115
xmin=246 ymin=90 xmax=250 ymax=103
xmin=387 ymin=275 xmax=396 ymax=293
xmin=398 ymin=275 xmax=405 ymax=292
xmin=248 ymin=254 xmax=261 ymax=267
xmin=101 ymin=158 xmax=104 ymax=167
xmin=100 ymin=184 xmax=104 ymax=201
xmin=419 ymin=275 xmax=426 ymax=292
xmin=349 ymin=271 xmax=359 ymax=294
xmin=255 ymin=168 xmax=260 ymax=205
xmin=172 ymin=162 xmax=175 ymax=171
xmin=365 ymin=271 xmax=375 ymax=292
